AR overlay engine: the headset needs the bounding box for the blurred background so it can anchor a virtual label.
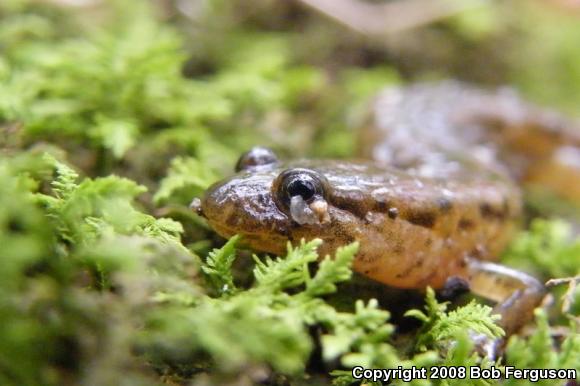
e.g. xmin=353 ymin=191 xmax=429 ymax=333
xmin=4 ymin=0 xmax=580 ymax=181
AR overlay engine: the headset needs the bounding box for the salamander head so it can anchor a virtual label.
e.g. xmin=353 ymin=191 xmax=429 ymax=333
xmin=191 ymin=147 xmax=373 ymax=255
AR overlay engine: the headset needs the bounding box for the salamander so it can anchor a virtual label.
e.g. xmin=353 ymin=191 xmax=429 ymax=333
xmin=191 ymin=81 xmax=580 ymax=352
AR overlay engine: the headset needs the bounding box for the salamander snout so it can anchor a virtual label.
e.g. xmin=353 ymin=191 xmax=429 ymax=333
xmin=189 ymin=197 xmax=204 ymax=217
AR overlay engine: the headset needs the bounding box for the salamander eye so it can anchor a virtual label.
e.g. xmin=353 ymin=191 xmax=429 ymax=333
xmin=286 ymin=177 xmax=316 ymax=202
xmin=235 ymin=146 xmax=278 ymax=172
xmin=274 ymin=168 xmax=326 ymax=209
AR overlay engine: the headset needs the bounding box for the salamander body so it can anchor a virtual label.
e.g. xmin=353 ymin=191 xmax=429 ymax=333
xmin=193 ymin=81 xmax=580 ymax=342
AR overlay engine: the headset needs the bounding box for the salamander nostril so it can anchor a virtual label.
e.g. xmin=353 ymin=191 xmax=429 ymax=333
xmin=189 ymin=198 xmax=205 ymax=217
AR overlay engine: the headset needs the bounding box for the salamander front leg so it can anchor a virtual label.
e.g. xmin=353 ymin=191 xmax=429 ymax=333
xmin=465 ymin=258 xmax=547 ymax=357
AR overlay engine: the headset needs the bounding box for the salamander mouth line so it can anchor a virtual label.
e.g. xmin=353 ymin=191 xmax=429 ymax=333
xmin=207 ymin=205 xmax=334 ymax=240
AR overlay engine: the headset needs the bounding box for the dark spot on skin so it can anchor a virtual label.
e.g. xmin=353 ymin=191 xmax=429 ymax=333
xmin=437 ymin=197 xmax=453 ymax=213
xmin=344 ymin=234 xmax=356 ymax=244
xmin=387 ymin=207 xmax=399 ymax=219
xmin=424 ymin=238 xmax=433 ymax=247
xmin=389 ymin=233 xmax=404 ymax=254
xmin=479 ymin=202 xmax=507 ymax=220
xmin=226 ymin=213 xmax=239 ymax=228
xmin=470 ymin=248 xmax=482 ymax=259
xmin=458 ymin=217 xmax=475 ymax=230
xmin=407 ymin=258 xmax=426 ymax=276
xmin=406 ymin=210 xmax=437 ymax=228
xmin=256 ymin=193 xmax=269 ymax=207
xmin=332 ymin=224 xmax=358 ymax=246
xmin=397 ymin=259 xmax=424 ymax=279
xmin=374 ymin=200 xmax=388 ymax=211
xmin=479 ymin=202 xmax=493 ymax=217
xmin=393 ymin=243 xmax=404 ymax=254
xmin=357 ymin=252 xmax=377 ymax=264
